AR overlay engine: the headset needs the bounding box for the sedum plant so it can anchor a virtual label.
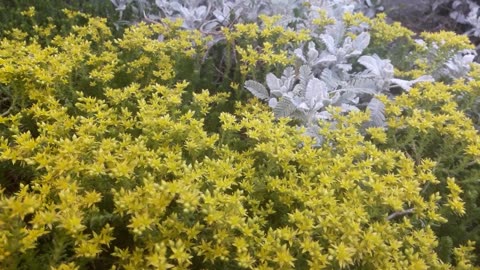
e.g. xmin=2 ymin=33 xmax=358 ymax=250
xmin=0 ymin=9 xmax=208 ymax=115
xmin=233 ymin=0 xmax=480 ymax=262
xmin=0 ymin=79 xmax=473 ymax=269
xmin=0 ymin=2 xmax=479 ymax=269
xmin=0 ymin=0 xmax=117 ymax=37
xmin=375 ymin=72 xmax=480 ymax=263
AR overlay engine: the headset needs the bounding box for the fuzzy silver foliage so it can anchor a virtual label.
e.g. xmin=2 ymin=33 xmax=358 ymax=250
xmin=243 ymin=1 xmax=436 ymax=144
xmin=246 ymin=28 xmax=432 ymax=138
xmin=439 ymin=49 xmax=478 ymax=79
xmin=445 ymin=0 xmax=480 ymax=38
xmin=416 ymin=37 xmax=477 ymax=80
xmin=109 ymin=0 xmax=384 ymax=31
xmin=245 ymin=53 xmax=432 ymax=137
xmin=428 ymin=1 xmax=480 ymax=53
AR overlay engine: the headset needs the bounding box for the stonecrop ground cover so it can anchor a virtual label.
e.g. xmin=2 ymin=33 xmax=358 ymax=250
xmin=0 ymin=1 xmax=479 ymax=269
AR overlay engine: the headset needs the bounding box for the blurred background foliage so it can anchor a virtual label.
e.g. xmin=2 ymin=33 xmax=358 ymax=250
xmin=0 ymin=0 xmax=119 ymax=37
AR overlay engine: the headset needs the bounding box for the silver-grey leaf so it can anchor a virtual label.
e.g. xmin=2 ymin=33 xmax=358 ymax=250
xmin=266 ymin=73 xmax=282 ymax=93
xmin=332 ymin=91 xmax=356 ymax=105
xmin=390 ymin=79 xmax=411 ymax=91
xmin=273 ymin=96 xmax=297 ymax=118
xmin=358 ymin=55 xmax=381 ymax=76
xmin=320 ymin=34 xmax=336 ymax=54
xmin=352 ymin=32 xmax=370 ymax=52
xmin=282 ymin=67 xmax=296 ymax=90
xmin=294 ymin=48 xmax=307 ymax=63
xmin=307 ymin=42 xmax=319 ymax=64
xmin=213 ymin=9 xmax=226 ymax=21
xmin=282 ymin=66 xmax=295 ymax=79
xmin=321 ymin=69 xmax=341 ymax=89
xmin=316 ymin=53 xmax=337 ymax=65
xmin=298 ymin=65 xmax=313 ymax=95
xmin=367 ymin=97 xmax=386 ymax=127
xmin=268 ymin=97 xmax=278 ymax=108
xmin=340 ymin=103 xmax=360 ymax=113
xmin=390 ymin=75 xmax=433 ymax=91
xmin=245 ymin=80 xmax=269 ymax=100
xmin=305 ymin=78 xmax=328 ymax=102
xmin=358 ymin=54 xmax=394 ymax=80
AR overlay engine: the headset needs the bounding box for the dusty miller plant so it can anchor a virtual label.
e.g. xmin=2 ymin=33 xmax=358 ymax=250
xmin=433 ymin=0 xmax=480 ymax=40
xmin=109 ymin=0 xmax=385 ymax=37
xmin=245 ymin=9 xmax=433 ymax=144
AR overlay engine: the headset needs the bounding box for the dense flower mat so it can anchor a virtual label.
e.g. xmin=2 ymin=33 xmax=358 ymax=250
xmin=0 ymin=2 xmax=479 ymax=269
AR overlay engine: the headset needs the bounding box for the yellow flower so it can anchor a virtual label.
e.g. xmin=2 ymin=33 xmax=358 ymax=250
xmin=169 ymin=239 xmax=192 ymax=266
xmin=82 ymin=191 xmax=102 ymax=208
xmin=273 ymin=244 xmax=296 ymax=268
xmin=75 ymin=238 xmax=102 ymax=258
xmin=329 ymin=242 xmax=355 ymax=269
xmin=60 ymin=213 xmax=86 ymax=235
xmin=128 ymin=212 xmax=155 ymax=235
xmin=20 ymin=7 xmax=36 ymax=18
xmin=366 ymin=127 xmax=387 ymax=143
xmin=50 ymin=262 xmax=79 ymax=270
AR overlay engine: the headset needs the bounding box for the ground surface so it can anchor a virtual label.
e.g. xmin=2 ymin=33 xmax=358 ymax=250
xmin=383 ymin=0 xmax=458 ymax=33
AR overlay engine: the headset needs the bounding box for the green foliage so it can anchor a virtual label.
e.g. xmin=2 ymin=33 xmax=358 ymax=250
xmin=0 ymin=0 xmax=117 ymax=38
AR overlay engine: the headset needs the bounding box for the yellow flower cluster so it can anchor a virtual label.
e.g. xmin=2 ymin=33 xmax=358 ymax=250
xmin=360 ymin=13 xmax=415 ymax=48
xmin=0 ymin=8 xmax=477 ymax=270
xmin=378 ymin=80 xmax=480 ymax=165
xmin=375 ymin=77 xmax=480 ymax=240
xmin=1 ymin=88 xmax=465 ymax=269
xmin=0 ymin=10 xmax=207 ymax=113
xmin=225 ymin=16 xmax=310 ymax=77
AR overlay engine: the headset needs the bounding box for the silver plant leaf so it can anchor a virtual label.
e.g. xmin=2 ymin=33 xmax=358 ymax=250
xmin=340 ymin=103 xmax=360 ymax=113
xmin=281 ymin=67 xmax=296 ymax=90
xmin=268 ymin=97 xmax=278 ymax=108
xmin=305 ymin=78 xmax=328 ymax=103
xmin=352 ymin=32 xmax=370 ymax=53
xmin=320 ymin=34 xmax=336 ymax=54
xmin=298 ymin=65 xmax=314 ymax=95
xmin=366 ymin=97 xmax=386 ymax=127
xmin=307 ymin=42 xmax=320 ymax=64
xmin=294 ymin=47 xmax=307 ymax=63
xmin=358 ymin=54 xmax=394 ymax=80
xmin=321 ymin=68 xmax=341 ymax=89
xmin=273 ymin=96 xmax=297 ymax=118
xmin=390 ymin=75 xmax=433 ymax=91
xmin=245 ymin=80 xmax=269 ymax=100
xmin=266 ymin=73 xmax=282 ymax=95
